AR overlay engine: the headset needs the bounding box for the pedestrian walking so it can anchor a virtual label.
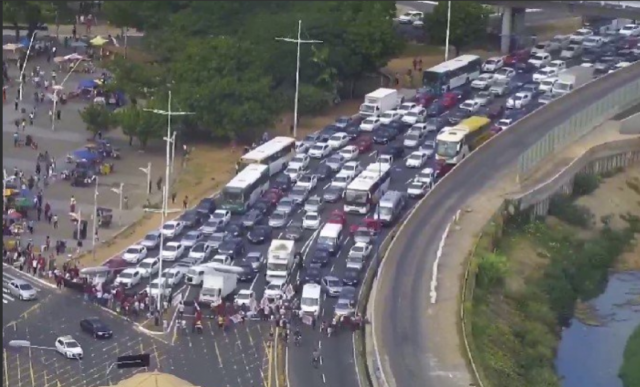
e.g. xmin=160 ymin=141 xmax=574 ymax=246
xmin=56 ymin=109 xmax=61 ymax=120
xmin=37 ymin=206 xmax=42 ymax=221
xmin=156 ymin=177 xmax=163 ymax=192
xmin=29 ymin=111 xmax=34 ymax=125
xmin=14 ymin=97 xmax=19 ymax=111
xmin=21 ymin=119 xmax=26 ymax=131
xmin=183 ymin=196 xmax=188 ymax=210
xmin=27 ymin=220 xmax=34 ymax=234
xmin=171 ymin=192 xmax=177 ymax=204
xmin=124 ymin=195 xmax=129 ymax=209
xmin=52 ymin=214 xmax=58 ymax=229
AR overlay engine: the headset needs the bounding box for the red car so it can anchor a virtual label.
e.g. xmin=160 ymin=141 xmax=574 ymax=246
xmin=416 ymin=93 xmax=436 ymax=108
xmin=441 ymin=92 xmax=459 ymax=109
xmin=262 ymin=188 xmax=284 ymax=204
xmin=504 ymin=49 xmax=530 ymax=66
xmin=349 ymin=217 xmax=383 ymax=235
xmin=355 ymin=136 xmax=373 ymax=153
xmin=327 ymin=209 xmax=347 ymax=227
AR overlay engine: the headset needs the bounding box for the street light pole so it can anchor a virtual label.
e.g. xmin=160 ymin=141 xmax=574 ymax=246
xmin=111 ymin=183 xmax=124 ymax=210
xmin=445 ymin=1 xmax=452 ymax=61
xmin=170 ymin=132 xmax=177 ymax=175
xmin=91 ymin=177 xmax=99 ymax=260
xmin=143 ymin=91 xmax=194 ymax=313
xmin=139 ymin=162 xmax=151 ymax=196
xmin=18 ymin=31 xmax=38 ymax=101
xmin=52 ymin=58 xmax=84 ymax=131
xmin=275 ymin=20 xmax=323 ymax=139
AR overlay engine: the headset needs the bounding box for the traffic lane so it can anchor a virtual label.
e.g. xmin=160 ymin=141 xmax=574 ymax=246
xmin=2 ymin=294 xmax=168 ymax=387
xmin=3 ymin=270 xmax=54 ymax=326
xmin=377 ymin=62 xmax=640 ymax=387
xmin=169 ymin=319 xmax=271 ymax=387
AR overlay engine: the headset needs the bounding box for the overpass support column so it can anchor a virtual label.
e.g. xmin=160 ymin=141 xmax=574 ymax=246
xmin=501 ymin=6 xmax=513 ymax=54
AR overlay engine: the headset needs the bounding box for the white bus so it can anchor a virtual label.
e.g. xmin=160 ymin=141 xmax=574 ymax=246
xmin=422 ymin=54 xmax=482 ymax=94
xmin=343 ymin=164 xmax=392 ymax=214
xmin=220 ymin=164 xmax=270 ymax=214
xmin=240 ymin=136 xmax=296 ymax=175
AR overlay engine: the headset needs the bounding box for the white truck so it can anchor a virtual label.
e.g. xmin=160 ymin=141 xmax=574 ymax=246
xmin=359 ymin=88 xmax=400 ymax=118
xmin=198 ymin=271 xmax=238 ymax=307
xmin=266 ymin=240 xmax=296 ymax=283
xmin=551 ymin=66 xmax=595 ymax=97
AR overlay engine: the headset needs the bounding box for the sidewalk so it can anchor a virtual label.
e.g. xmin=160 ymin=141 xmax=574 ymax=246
xmin=364 ymin=119 xmax=640 ymax=386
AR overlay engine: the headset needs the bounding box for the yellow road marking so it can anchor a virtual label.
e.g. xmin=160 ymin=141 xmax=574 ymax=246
xmin=16 ymin=351 xmax=22 ymax=387
xmin=44 ymin=370 xmax=48 ymax=387
xmin=3 ymin=349 xmax=9 ymax=387
xmin=28 ymin=347 xmax=35 ymax=387
xmin=153 ymin=345 xmax=161 ymax=370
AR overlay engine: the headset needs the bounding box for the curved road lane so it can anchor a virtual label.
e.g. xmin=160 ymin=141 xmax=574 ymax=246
xmin=374 ymin=64 xmax=640 ymax=387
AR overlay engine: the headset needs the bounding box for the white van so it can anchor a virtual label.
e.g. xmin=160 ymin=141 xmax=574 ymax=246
xmin=185 ymin=264 xmax=216 ymax=286
xmin=317 ymin=223 xmax=343 ymax=256
xmin=374 ymin=191 xmax=406 ymax=226
xmin=300 ymin=283 xmax=322 ymax=317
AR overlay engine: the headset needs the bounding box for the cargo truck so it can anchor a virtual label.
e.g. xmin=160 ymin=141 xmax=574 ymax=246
xmin=359 ymin=88 xmax=401 ymax=118
xmin=551 ymin=66 xmax=595 ymax=97
xmin=266 ymin=240 xmax=296 ymax=283
xmin=198 ymin=271 xmax=238 ymax=307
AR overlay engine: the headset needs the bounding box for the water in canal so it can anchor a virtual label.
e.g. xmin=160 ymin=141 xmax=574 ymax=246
xmin=556 ymin=271 xmax=640 ymax=387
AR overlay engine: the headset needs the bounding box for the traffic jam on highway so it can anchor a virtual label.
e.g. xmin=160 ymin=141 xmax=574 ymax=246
xmin=61 ymin=22 xmax=638 ymax=348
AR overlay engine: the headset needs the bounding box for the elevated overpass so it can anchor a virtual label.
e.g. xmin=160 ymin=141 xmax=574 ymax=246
xmin=483 ymin=1 xmax=640 ymax=53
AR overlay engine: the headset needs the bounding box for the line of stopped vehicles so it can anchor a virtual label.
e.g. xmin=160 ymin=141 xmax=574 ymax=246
xmin=77 ymin=21 xmax=639 ymax=337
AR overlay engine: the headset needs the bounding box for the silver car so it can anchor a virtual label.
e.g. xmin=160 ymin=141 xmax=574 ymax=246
xmin=140 ymin=231 xmax=161 ymax=249
xmin=8 ymin=279 xmax=37 ymax=301
xmin=205 ymin=232 xmax=227 ymax=251
xmin=325 ymin=154 xmax=346 ymax=172
xmin=334 ymin=286 xmax=357 ymax=317
xmin=304 ymin=196 xmax=324 ymax=213
xmin=538 ymin=92 xmax=556 ymax=105
xmin=276 ymin=197 xmax=296 ymax=216
xmin=489 ymin=79 xmax=511 ymax=97
xmin=322 ymin=275 xmax=342 ymax=297
xmin=180 ymin=230 xmax=203 ymax=248
xmin=268 ymin=210 xmax=289 ymax=228
xmin=289 ymin=186 xmax=310 ymax=205
xmin=474 ymin=91 xmax=494 ymax=106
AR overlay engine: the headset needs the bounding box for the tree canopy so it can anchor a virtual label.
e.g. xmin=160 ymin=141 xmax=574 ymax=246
xmin=102 ymin=1 xmax=401 ymax=141
xmin=425 ymin=2 xmax=490 ymax=56
xmin=2 ymin=1 xmax=66 ymax=39
xmin=79 ymin=104 xmax=117 ymax=136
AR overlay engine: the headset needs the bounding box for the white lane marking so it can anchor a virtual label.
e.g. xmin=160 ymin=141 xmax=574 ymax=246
xmin=3 ymin=293 xmax=15 ymax=302
xmin=430 ymin=216 xmax=453 ymax=304
xmin=318 ymin=340 xmax=322 ymax=349
xmin=406 ymin=178 xmax=413 ymax=184
xmin=322 ymin=374 xmax=327 ymax=383
xmin=249 ymin=272 xmax=260 ymax=291
xmin=368 ymin=151 xmax=377 ymax=157
xmin=278 ymin=232 xmax=283 ymax=238
xmin=323 ymin=183 xmax=330 ymax=190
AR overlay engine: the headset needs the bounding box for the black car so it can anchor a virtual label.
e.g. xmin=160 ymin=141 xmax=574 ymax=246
xmin=427 ymin=101 xmax=447 ymax=117
xmin=382 ymin=144 xmax=404 ymax=159
xmin=311 ymin=248 xmax=331 ymax=267
xmin=301 ymin=264 xmax=322 ymax=284
xmin=321 ymin=124 xmax=341 ymax=135
xmin=217 ymin=237 xmax=244 ymax=258
xmin=342 ymin=267 xmax=361 ymax=286
xmin=345 ymin=126 xmax=360 ymax=140
xmin=271 ymin=174 xmax=292 ymax=192
xmin=520 ymin=82 xmax=541 ymax=97
xmin=372 ymin=128 xmax=398 ymax=145
xmin=241 ymin=209 xmax=264 ymax=228
xmin=247 ymin=225 xmax=271 ymax=244
xmin=195 ymin=197 xmax=216 ymax=215
xmin=425 ymin=117 xmax=447 ymax=133
xmin=179 ymin=210 xmax=206 ymax=228
xmin=225 ymin=222 xmax=246 ymax=237
xmin=315 ymin=164 xmax=333 ymax=181
xmin=237 ymin=263 xmax=257 ymax=282
xmin=253 ymin=199 xmax=274 ymax=216
xmin=385 ymin=120 xmax=411 ymax=135
xmin=448 ymin=108 xmax=471 ymax=124
xmin=285 ymin=221 xmax=304 ymax=241
xmin=582 ymin=48 xmax=602 ymax=63
xmin=80 ymin=317 xmax=113 ymax=339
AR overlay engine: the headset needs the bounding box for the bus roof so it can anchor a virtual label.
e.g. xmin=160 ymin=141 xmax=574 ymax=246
xmin=241 ymin=137 xmax=295 ymax=162
xmin=347 ymin=164 xmax=391 ymax=191
xmin=437 ymin=128 xmax=467 ymax=142
xmin=427 ymin=55 xmax=481 ymax=74
xmin=226 ymin=164 xmax=269 ymax=189
xmin=456 ymin=116 xmax=491 ymax=132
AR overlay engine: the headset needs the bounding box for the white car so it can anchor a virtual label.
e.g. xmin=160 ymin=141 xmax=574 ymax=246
xmin=137 ymin=258 xmax=160 ymax=278
xmin=340 ymin=161 xmax=363 ymax=180
xmin=140 ymin=231 xmax=161 ymax=249
xmin=401 ymin=107 xmax=427 ymax=125
xmin=471 ymin=73 xmax=496 ymax=89
xmin=527 ymin=53 xmax=551 ymax=68
xmin=506 ymin=92 xmax=532 ymax=109
xmin=147 ymin=278 xmax=171 ymax=298
xmin=302 ymin=212 xmax=322 ymax=230
xmin=235 ymin=289 xmax=255 ymax=307
xmin=161 ymin=242 xmax=185 ymax=261
xmin=407 ymin=179 xmax=429 ymax=198
xmin=538 ymin=77 xmax=558 ymax=93
xmin=411 ymin=122 xmax=434 ymax=134
xmin=55 ymin=336 xmax=83 ymax=359
xmin=609 ymin=62 xmax=632 ymax=73
xmin=331 ymin=173 xmax=354 ymax=189
xmin=122 ymin=245 xmax=147 ymax=264
xmin=396 ymin=102 xmax=417 ymax=115
xmin=549 ymin=35 xmax=571 ymax=51
xmin=327 ymin=133 xmax=349 ymax=150
xmin=339 ymin=145 xmax=359 ymax=161
xmin=379 ymin=110 xmax=401 ymax=124
xmin=546 ymin=60 xmax=566 ymax=72
xmin=397 ymin=10 xmax=423 ymax=25
xmin=359 ymin=117 xmax=381 ymax=132
xmin=264 ymin=278 xmax=287 ymax=299
xmin=189 ymin=242 xmax=212 ymax=260
xmin=210 ymin=210 xmax=231 ymax=228
xmin=493 ymin=67 xmax=516 ymax=80
xmin=496 ymin=118 xmax=514 ymax=131
xmin=348 ymin=242 xmax=372 ymax=259
xmin=376 ymin=154 xmax=393 ymax=168
xmin=308 ymin=143 xmax=332 ymax=159
xmin=294 ymin=141 xmax=310 ymax=154
xmin=289 ymin=154 xmax=310 ymax=170
xmin=403 ymin=129 xmax=426 ymax=148
xmin=582 ymin=36 xmax=603 ymax=49
xmin=296 ymin=174 xmax=317 ymax=190
xmin=285 ymin=165 xmax=304 ymax=182
xmin=569 ymin=28 xmax=593 ymax=43
xmin=211 ymin=254 xmax=232 ymax=266
xmin=114 ymin=268 xmax=142 ymax=288
xmin=531 ymin=41 xmax=552 ymax=55
xmin=459 ymin=99 xmax=481 ymax=113
xmin=481 ymin=57 xmax=504 ymax=72
xmin=532 ymin=67 xmax=559 ymax=82
xmin=415 ymin=167 xmax=435 ymax=184
xmin=162 ymin=267 xmax=186 ymax=287
xmin=405 ymin=151 xmax=428 ymax=168
xmin=619 ymin=24 xmax=640 ymax=37
xmin=180 ymin=230 xmax=203 ymax=248
xmin=160 ymin=221 xmax=184 ymax=238
xmin=560 ymin=45 xmax=582 ymax=59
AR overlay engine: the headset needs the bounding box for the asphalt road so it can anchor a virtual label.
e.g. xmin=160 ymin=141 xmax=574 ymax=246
xmin=373 ymin=62 xmax=640 ymax=387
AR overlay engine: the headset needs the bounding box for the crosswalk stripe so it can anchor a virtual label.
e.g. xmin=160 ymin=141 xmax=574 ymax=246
xmin=3 ymin=292 xmax=15 ymax=302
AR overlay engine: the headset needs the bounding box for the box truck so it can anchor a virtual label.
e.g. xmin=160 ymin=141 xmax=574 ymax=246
xmin=551 ymin=66 xmax=595 ymax=97
xmin=359 ymin=88 xmax=400 ymax=118
xmin=198 ymin=271 xmax=238 ymax=307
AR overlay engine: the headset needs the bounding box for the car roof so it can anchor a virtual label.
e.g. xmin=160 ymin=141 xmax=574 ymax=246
xmin=146 ymin=230 xmax=161 ymax=236
xmin=165 ymin=220 xmax=180 ymax=225
xmin=11 ymin=278 xmax=29 ymax=285
xmin=122 ymin=267 xmax=139 ymax=273
xmin=238 ymin=289 xmax=254 ymax=295
xmin=269 ymin=278 xmax=287 ymax=285
xmin=167 ymin=241 xmax=181 ymax=245
xmin=186 ymin=230 xmax=201 ymax=235
xmin=128 ymin=244 xmax=144 ymax=249
xmin=141 ymin=257 xmax=157 ymax=263
xmin=324 ymin=275 xmax=339 ymax=281
xmin=59 ymin=335 xmax=76 ymax=342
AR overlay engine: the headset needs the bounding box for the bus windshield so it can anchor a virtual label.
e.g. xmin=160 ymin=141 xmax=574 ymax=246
xmin=345 ymin=190 xmax=369 ymax=204
xmin=436 ymin=140 xmax=459 ymax=158
xmin=422 ymin=71 xmax=442 ymax=90
xmin=267 ymin=262 xmax=288 ymax=272
xmin=222 ymin=187 xmax=244 ymax=204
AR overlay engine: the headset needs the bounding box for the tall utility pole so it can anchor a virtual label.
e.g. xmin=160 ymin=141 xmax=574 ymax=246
xmin=445 ymin=1 xmax=452 ymax=61
xmin=91 ymin=177 xmax=99 ymax=260
xmin=139 ymin=162 xmax=151 ymax=195
xmin=144 ymin=91 xmax=194 ymax=313
xmin=18 ymin=31 xmax=38 ymax=101
xmin=275 ymin=20 xmax=323 ymax=139
xmin=52 ymin=59 xmax=84 ymax=131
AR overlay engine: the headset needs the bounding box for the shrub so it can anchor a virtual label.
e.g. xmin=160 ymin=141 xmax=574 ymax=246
xmin=476 ymin=252 xmax=509 ymax=290
xmin=572 ymin=173 xmax=600 ymax=197
xmin=548 ymin=196 xmax=593 ymax=228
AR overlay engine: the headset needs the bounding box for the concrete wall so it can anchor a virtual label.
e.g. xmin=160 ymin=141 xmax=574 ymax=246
xmin=620 ymin=112 xmax=640 ymax=135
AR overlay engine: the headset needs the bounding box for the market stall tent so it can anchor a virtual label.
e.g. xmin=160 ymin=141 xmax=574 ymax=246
xmin=97 ymin=372 xmax=200 ymax=387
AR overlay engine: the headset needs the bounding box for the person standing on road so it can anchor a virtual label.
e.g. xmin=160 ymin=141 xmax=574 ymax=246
xmin=52 ymin=214 xmax=58 ymax=229
xmin=183 ymin=196 xmax=188 ymax=210
xmin=171 ymin=192 xmax=177 ymax=204
xmin=156 ymin=177 xmax=163 ymax=192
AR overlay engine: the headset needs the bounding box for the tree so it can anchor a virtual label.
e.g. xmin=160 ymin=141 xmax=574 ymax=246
xmin=115 ymin=105 xmax=164 ymax=147
xmin=2 ymin=1 xmax=63 ymax=40
xmin=79 ymin=104 xmax=116 ymax=137
xmin=426 ymin=2 xmax=490 ymax=56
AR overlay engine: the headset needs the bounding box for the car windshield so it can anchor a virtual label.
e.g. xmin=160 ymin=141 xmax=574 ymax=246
xmin=272 ymin=212 xmax=285 ymax=220
xmin=363 ymin=118 xmax=377 ymax=125
xmin=18 ymin=283 xmax=34 ymax=290
xmin=65 ymin=341 xmax=80 ymax=348
xmin=541 ymin=79 xmax=555 ymax=85
xmin=126 ymin=247 xmax=141 ymax=254
xmin=343 ymin=164 xmax=356 ymax=172
xmin=566 ymin=46 xmax=575 ymax=52
xmin=292 ymin=187 xmax=306 ymax=195
xmin=311 ymin=145 xmax=325 ymax=152
xmin=307 ymin=198 xmax=320 ymax=206
xmin=302 ymin=297 xmax=319 ymax=307
xmin=162 ymin=224 xmax=175 ymax=230
xmin=418 ymin=171 xmax=432 ymax=180
xmin=497 ymin=68 xmax=510 ymax=75
xmin=279 ymin=199 xmax=293 ymax=207
xmin=498 ymin=119 xmax=511 ymax=126
xmin=120 ymin=272 xmax=134 ymax=279
xmin=513 ymin=95 xmax=523 ymax=101
xmin=162 ymin=271 xmax=176 ymax=278
xmin=266 ymin=283 xmax=283 ymax=291
xmin=352 ymin=245 xmax=365 ymax=253
xmin=139 ymin=261 xmax=154 ymax=269
xmin=477 ymin=91 xmax=491 ymax=98
xmin=144 ymin=234 xmax=158 ymax=241
xmin=494 ymin=79 xmax=508 ymax=87
xmin=410 ymin=182 xmax=425 ymax=189
xmin=409 ymin=154 xmax=423 ymax=161
xmin=299 ymin=175 xmax=311 ymax=183
xmin=305 ymin=214 xmax=319 ymax=221
xmin=406 ymin=111 xmax=420 ymax=118
xmin=325 ymin=278 xmax=340 ymax=287
xmin=237 ymin=292 xmax=252 ymax=300
xmin=485 ymin=59 xmax=496 ymax=65
xmin=212 ymin=212 xmax=225 ymax=220
xmin=165 ymin=245 xmax=178 ymax=252
xmin=406 ymin=133 xmax=420 ymax=141
xmin=334 ymin=176 xmax=348 ymax=183
xmin=184 ymin=234 xmax=198 ymax=240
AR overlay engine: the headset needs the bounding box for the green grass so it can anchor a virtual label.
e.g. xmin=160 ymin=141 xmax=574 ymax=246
xmin=620 ymin=324 xmax=640 ymax=387
xmin=398 ymin=43 xmax=443 ymax=58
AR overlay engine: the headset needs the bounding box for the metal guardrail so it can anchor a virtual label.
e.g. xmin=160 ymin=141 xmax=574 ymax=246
xmin=518 ymin=70 xmax=640 ymax=177
xmin=364 ymin=61 xmax=640 ymax=387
